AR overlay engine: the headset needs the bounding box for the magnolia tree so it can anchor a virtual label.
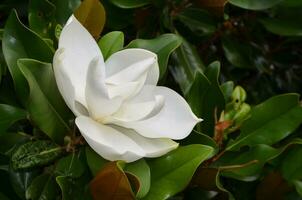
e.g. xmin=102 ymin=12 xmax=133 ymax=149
xmin=0 ymin=0 xmax=302 ymax=199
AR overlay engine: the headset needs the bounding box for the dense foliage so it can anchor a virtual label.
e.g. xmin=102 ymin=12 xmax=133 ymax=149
xmin=0 ymin=0 xmax=302 ymax=199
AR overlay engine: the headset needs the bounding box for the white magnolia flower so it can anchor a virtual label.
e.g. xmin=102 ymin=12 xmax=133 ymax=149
xmin=53 ymin=15 xmax=202 ymax=162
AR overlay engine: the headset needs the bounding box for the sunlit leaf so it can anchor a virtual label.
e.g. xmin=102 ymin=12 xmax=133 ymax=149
xmin=227 ymin=94 xmax=302 ymax=151
xmin=98 ymin=31 xmax=124 ymax=60
xmin=2 ymin=10 xmax=54 ymax=101
xmin=143 ymin=145 xmax=213 ymax=200
xmin=18 ymin=59 xmax=71 ymax=143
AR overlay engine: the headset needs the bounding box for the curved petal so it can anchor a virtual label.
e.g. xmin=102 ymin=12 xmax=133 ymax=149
xmin=58 ymin=15 xmax=105 ymax=105
xmin=105 ymin=49 xmax=159 ymax=85
xmin=112 ymin=126 xmax=179 ymax=158
xmin=76 ymin=116 xmax=145 ymax=162
xmin=85 ymin=58 xmax=123 ymax=120
xmin=106 ymin=95 xmax=164 ymax=123
xmin=53 ymin=48 xmax=88 ymax=116
xmin=113 ymin=86 xmax=202 ymax=140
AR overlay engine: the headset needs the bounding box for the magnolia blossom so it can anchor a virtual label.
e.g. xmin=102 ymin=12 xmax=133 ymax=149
xmin=53 ymin=15 xmax=202 ymax=162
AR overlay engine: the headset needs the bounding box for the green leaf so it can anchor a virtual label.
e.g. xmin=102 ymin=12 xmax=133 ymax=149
xmin=125 ymin=159 xmax=150 ymax=198
xmin=11 ymin=140 xmax=62 ymax=170
xmin=26 ymin=173 xmax=60 ymax=200
xmin=0 ymin=104 xmax=27 ymax=135
xmin=28 ymin=0 xmax=56 ymax=39
xmin=50 ymin=0 xmax=81 ymax=25
xmin=293 ymin=180 xmax=302 ymax=197
xmin=74 ymin=0 xmax=106 ymax=39
xmin=177 ymin=8 xmax=216 ymax=37
xmin=227 ymin=94 xmax=302 ymax=151
xmin=9 ymin=168 xmax=40 ymax=199
xmin=85 ymin=147 xmax=108 ymax=176
xmin=98 ymin=31 xmax=124 ymax=60
xmin=260 ymin=18 xmax=302 ymax=36
xmin=110 ymin=0 xmax=151 ymax=9
xmin=281 ymin=146 xmax=302 ymax=181
xmin=181 ymin=131 xmax=219 ymax=156
xmin=220 ymin=81 xmax=234 ymax=103
xmin=0 ymin=132 xmax=29 ymax=154
xmin=170 ymin=38 xmax=205 ymax=94
xmin=55 ymin=153 xmax=85 ymax=178
xmin=217 ymin=139 xmax=302 ymax=181
xmin=229 ymin=0 xmax=283 ymax=10
xmin=18 ymin=59 xmax=71 ymax=144
xmin=142 ymin=145 xmax=213 ymax=200
xmin=222 ymin=37 xmax=255 ymax=69
xmin=186 ymin=61 xmax=225 ymax=136
xmin=2 ymin=10 xmax=54 ymax=101
xmin=56 ymin=175 xmax=92 ymax=200
xmin=127 ymin=33 xmax=182 ymax=78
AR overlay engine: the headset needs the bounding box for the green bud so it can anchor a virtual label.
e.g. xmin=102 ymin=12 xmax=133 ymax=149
xmin=233 ymin=103 xmax=251 ymax=123
xmin=55 ymin=24 xmax=63 ymax=40
xmin=232 ymin=86 xmax=247 ymax=108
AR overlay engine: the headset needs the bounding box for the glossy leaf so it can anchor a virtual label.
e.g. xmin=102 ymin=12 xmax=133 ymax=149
xmin=181 ymin=131 xmax=219 ymax=156
xmin=26 ymin=173 xmax=60 ymax=200
xmin=18 ymin=59 xmax=71 ymax=144
xmin=85 ymin=147 xmax=108 ymax=176
xmin=127 ymin=33 xmax=182 ymax=78
xmin=142 ymin=145 xmax=213 ymax=200
xmin=186 ymin=62 xmax=225 ymax=136
xmin=110 ymin=0 xmax=151 ymax=9
xmin=55 ymin=154 xmax=85 ymax=178
xmin=50 ymin=0 xmax=81 ymax=25
xmin=11 ymin=140 xmax=62 ymax=170
xmin=177 ymin=8 xmax=216 ymax=37
xmin=28 ymin=0 xmax=56 ymax=39
xmin=229 ymin=0 xmax=283 ymax=10
xmin=293 ymin=180 xmax=302 ymax=197
xmin=0 ymin=104 xmax=27 ymax=135
xmin=281 ymin=146 xmax=302 ymax=181
xmin=74 ymin=0 xmax=106 ymax=39
xmin=260 ymin=18 xmax=302 ymax=36
xmin=227 ymin=94 xmax=302 ymax=151
xmin=222 ymin=37 xmax=255 ymax=69
xmin=220 ymin=81 xmax=234 ymax=103
xmin=90 ymin=161 xmax=134 ymax=200
xmin=2 ymin=10 xmax=54 ymax=101
xmin=0 ymin=132 xmax=29 ymax=153
xmin=56 ymin=175 xmax=92 ymax=200
xmin=98 ymin=31 xmax=124 ymax=60
xmin=9 ymin=168 xmax=40 ymax=199
xmin=218 ymin=139 xmax=302 ymax=181
xmin=125 ymin=159 xmax=150 ymax=198
xmin=170 ymin=38 xmax=205 ymax=94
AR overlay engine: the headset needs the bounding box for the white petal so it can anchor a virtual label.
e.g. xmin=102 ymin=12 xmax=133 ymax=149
xmin=114 ymin=86 xmax=202 ymax=140
xmin=112 ymin=125 xmax=179 ymax=158
xmin=58 ymin=15 xmax=105 ymax=105
xmin=105 ymin=49 xmax=159 ymax=85
xmin=76 ymin=116 xmax=145 ymax=162
xmin=53 ymin=48 xmax=88 ymax=116
xmin=106 ymin=95 xmax=164 ymax=123
xmin=85 ymin=58 xmax=123 ymax=120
